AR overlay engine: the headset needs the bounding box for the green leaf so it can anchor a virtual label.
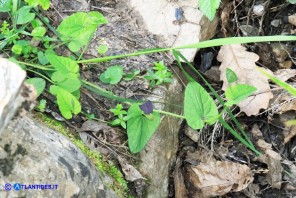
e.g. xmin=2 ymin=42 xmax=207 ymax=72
xmin=57 ymin=77 xmax=81 ymax=93
xmin=12 ymin=44 xmax=22 ymax=55
xmin=15 ymin=6 xmax=35 ymax=24
xmin=31 ymin=26 xmax=46 ymax=37
xmin=49 ymin=85 xmax=81 ymax=119
xmin=25 ymin=78 xmax=46 ymax=97
xmin=226 ymin=68 xmax=238 ymax=83
xmin=127 ymin=104 xmax=160 ymax=153
xmin=37 ymin=51 xmax=48 ymax=65
xmin=24 ymin=0 xmax=50 ymax=9
xmin=31 ymin=19 xmax=43 ymax=28
xmin=46 ymin=54 xmax=79 ymax=75
xmin=37 ymin=99 xmax=47 ymax=112
xmin=124 ymin=69 xmax=140 ymax=81
xmin=97 ymin=44 xmax=108 ymax=55
xmin=184 ymin=81 xmax=219 ymax=129
xmin=225 ymin=84 xmax=257 ymax=107
xmin=0 ymin=0 xmax=11 ymax=12
xmin=258 ymin=67 xmax=296 ymax=96
xmin=57 ymin=12 xmax=107 ymax=52
xmin=198 ymin=0 xmax=220 ymax=21
xmin=99 ymin=65 xmax=123 ymax=84
xmin=288 ymin=0 xmax=296 ymax=4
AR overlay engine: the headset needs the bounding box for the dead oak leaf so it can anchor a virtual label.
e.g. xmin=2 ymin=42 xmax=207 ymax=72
xmin=188 ymin=160 xmax=253 ymax=197
xmin=217 ymin=44 xmax=273 ymax=116
xmin=251 ymin=125 xmax=283 ymax=189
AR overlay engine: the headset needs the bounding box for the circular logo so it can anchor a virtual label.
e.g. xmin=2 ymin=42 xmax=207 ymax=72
xmin=4 ymin=183 xmax=12 ymax=191
xmin=13 ymin=183 xmax=21 ymax=191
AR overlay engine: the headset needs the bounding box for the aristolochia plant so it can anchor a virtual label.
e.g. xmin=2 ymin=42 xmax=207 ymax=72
xmin=2 ymin=1 xmax=296 ymax=155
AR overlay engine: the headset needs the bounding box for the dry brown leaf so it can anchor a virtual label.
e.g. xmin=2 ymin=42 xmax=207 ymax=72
xmin=117 ymin=156 xmax=146 ymax=182
xmin=174 ymin=158 xmax=187 ymax=198
xmin=251 ymin=125 xmax=283 ymax=189
xmin=278 ymin=112 xmax=296 ymax=144
xmin=272 ymin=92 xmax=296 ymax=114
xmin=187 ymin=159 xmax=253 ymax=197
xmin=284 ymin=125 xmax=296 ymax=144
xmin=221 ymin=2 xmax=233 ymax=36
xmin=217 ymin=44 xmax=273 ymax=116
xmin=273 ymin=69 xmax=296 ymax=82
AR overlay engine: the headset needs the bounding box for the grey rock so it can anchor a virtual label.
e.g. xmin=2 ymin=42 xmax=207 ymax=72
xmin=0 ymin=115 xmax=118 ymax=198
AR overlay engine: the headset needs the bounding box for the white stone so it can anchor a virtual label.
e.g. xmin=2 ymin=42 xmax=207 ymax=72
xmin=253 ymin=4 xmax=265 ymax=16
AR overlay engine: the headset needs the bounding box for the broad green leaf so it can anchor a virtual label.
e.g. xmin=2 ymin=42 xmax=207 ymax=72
xmin=31 ymin=26 xmax=46 ymax=37
xmin=127 ymin=104 xmax=160 ymax=153
xmin=98 ymin=44 xmax=108 ymax=55
xmin=184 ymin=81 xmax=219 ymax=129
xmin=99 ymin=65 xmax=123 ymax=84
xmin=225 ymin=84 xmax=257 ymax=107
xmin=37 ymin=99 xmax=47 ymax=112
xmin=57 ymin=77 xmax=81 ymax=93
xmin=15 ymin=6 xmax=35 ymax=24
xmin=288 ymin=0 xmax=296 ymax=4
xmin=124 ymin=69 xmax=140 ymax=81
xmin=31 ymin=19 xmax=43 ymax=28
xmin=49 ymin=85 xmax=81 ymax=119
xmin=12 ymin=44 xmax=22 ymax=54
xmin=88 ymin=11 xmax=108 ymax=25
xmin=57 ymin=12 xmax=107 ymax=52
xmin=0 ymin=0 xmax=11 ymax=12
xmin=226 ymin=68 xmax=238 ymax=83
xmin=198 ymin=0 xmax=220 ymax=21
xmin=46 ymin=54 xmax=79 ymax=74
xmin=51 ymin=71 xmax=66 ymax=82
xmin=258 ymin=67 xmax=296 ymax=96
xmin=37 ymin=51 xmax=48 ymax=65
xmin=25 ymin=78 xmax=46 ymax=97
xmin=24 ymin=0 xmax=50 ymax=10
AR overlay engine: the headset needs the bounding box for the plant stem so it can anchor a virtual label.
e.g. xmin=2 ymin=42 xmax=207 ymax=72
xmin=77 ymin=36 xmax=296 ymax=64
xmin=17 ymin=61 xmax=55 ymax=70
xmin=154 ymin=109 xmax=185 ymax=119
xmin=218 ymin=117 xmax=261 ymax=156
xmin=26 ymin=69 xmax=54 ymax=83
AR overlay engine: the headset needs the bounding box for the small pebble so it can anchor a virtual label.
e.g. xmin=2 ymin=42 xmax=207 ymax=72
xmin=253 ymin=4 xmax=265 ymax=16
xmin=271 ymin=19 xmax=281 ymax=27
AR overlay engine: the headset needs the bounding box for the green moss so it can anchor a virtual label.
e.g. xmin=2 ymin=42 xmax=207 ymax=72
xmin=33 ymin=112 xmax=129 ymax=197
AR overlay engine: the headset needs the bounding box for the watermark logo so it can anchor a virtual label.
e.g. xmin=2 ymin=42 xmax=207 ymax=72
xmin=13 ymin=183 xmax=21 ymax=191
xmin=4 ymin=183 xmax=12 ymax=191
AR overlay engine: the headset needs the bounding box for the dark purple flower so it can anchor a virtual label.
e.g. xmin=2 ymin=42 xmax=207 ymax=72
xmin=140 ymin=100 xmax=153 ymax=114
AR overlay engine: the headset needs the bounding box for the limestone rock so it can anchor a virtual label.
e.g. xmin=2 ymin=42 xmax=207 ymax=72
xmin=0 ymin=115 xmax=118 ymax=198
xmin=0 ymin=58 xmax=26 ymax=136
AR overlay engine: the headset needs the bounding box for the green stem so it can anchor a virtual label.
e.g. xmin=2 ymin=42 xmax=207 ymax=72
xmin=154 ymin=109 xmax=185 ymax=119
xmin=77 ymin=36 xmax=296 ymax=64
xmin=218 ymin=117 xmax=261 ymax=156
xmin=26 ymin=69 xmax=54 ymax=83
xmin=17 ymin=61 xmax=55 ymax=70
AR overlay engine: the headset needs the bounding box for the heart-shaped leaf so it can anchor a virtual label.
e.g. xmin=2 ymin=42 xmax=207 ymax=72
xmin=57 ymin=12 xmax=107 ymax=52
xmin=50 ymin=85 xmax=81 ymax=119
xmin=127 ymin=104 xmax=160 ymax=153
xmin=225 ymin=84 xmax=257 ymax=107
xmin=226 ymin=68 xmax=238 ymax=83
xmin=46 ymin=54 xmax=79 ymax=75
xmin=184 ymin=81 xmax=219 ymax=129
xmin=99 ymin=65 xmax=123 ymax=84
xmin=25 ymin=78 xmax=46 ymax=97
